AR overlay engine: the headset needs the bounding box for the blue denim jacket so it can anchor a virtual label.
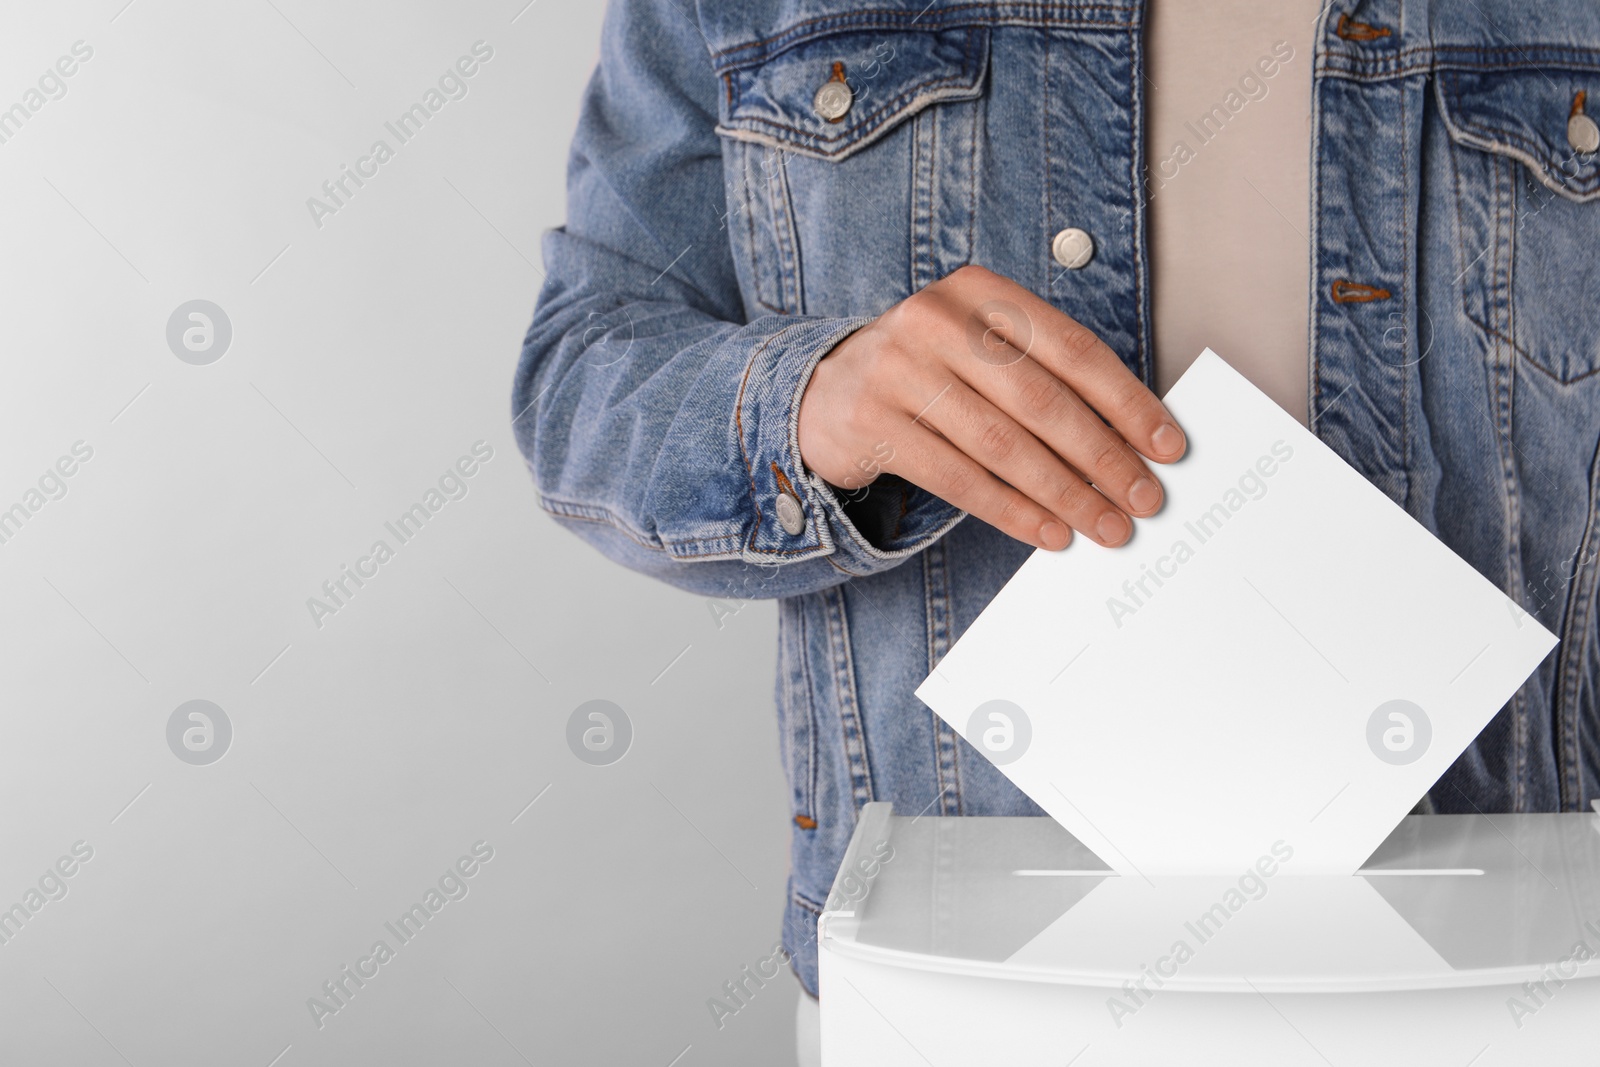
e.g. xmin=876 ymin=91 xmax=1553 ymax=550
xmin=513 ymin=0 xmax=1600 ymax=996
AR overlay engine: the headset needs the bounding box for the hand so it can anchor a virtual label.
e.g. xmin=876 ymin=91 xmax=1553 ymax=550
xmin=797 ymin=265 xmax=1187 ymax=551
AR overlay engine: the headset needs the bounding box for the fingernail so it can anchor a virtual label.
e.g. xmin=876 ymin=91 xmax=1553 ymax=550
xmin=1095 ymin=511 xmax=1129 ymax=545
xmin=1127 ymin=477 xmax=1161 ymax=514
xmin=1040 ymin=522 xmax=1070 ymax=550
xmin=1152 ymin=422 xmax=1185 ymax=459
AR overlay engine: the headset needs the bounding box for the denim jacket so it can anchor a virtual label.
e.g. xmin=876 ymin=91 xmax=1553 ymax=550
xmin=513 ymin=0 xmax=1600 ymax=996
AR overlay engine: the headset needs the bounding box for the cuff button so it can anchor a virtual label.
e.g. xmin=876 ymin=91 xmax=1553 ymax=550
xmin=775 ymin=491 xmax=806 ymax=536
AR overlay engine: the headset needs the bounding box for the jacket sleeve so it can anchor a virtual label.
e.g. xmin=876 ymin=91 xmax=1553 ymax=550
xmin=511 ymin=0 xmax=963 ymax=600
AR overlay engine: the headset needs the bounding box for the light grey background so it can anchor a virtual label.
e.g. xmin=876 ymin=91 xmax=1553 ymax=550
xmin=0 ymin=2 xmax=797 ymax=1064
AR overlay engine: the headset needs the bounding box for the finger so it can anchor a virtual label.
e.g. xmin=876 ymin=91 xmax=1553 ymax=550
xmin=883 ymin=422 xmax=1072 ymax=551
xmin=962 ymin=354 xmax=1164 ymax=519
xmin=954 ymin=267 xmax=1187 ymax=463
xmin=914 ymin=379 xmax=1133 ymax=546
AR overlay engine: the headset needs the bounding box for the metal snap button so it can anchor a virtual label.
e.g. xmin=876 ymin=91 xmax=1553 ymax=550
xmin=1570 ymin=113 xmax=1600 ymax=155
xmin=775 ymin=491 xmax=806 ymax=536
xmin=1051 ymin=228 xmax=1094 ymax=270
xmin=813 ymin=63 xmax=852 ymax=123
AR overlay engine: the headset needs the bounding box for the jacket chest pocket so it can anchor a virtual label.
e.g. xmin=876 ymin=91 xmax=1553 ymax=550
xmin=713 ymin=25 xmax=991 ymax=318
xmin=1436 ymin=66 xmax=1600 ymax=383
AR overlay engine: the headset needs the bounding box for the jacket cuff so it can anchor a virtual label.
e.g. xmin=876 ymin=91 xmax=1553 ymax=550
xmin=738 ymin=316 xmax=965 ymax=572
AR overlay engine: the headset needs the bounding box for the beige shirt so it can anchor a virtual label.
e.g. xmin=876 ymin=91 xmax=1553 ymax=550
xmin=1146 ymin=0 xmax=1316 ymax=425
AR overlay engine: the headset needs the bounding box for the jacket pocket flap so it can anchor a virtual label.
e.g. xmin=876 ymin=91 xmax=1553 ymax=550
xmin=714 ymin=26 xmax=989 ymax=162
xmin=1436 ymin=68 xmax=1600 ymax=203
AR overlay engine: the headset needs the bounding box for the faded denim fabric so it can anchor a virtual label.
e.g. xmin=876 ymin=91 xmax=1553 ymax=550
xmin=512 ymin=0 xmax=1600 ymax=996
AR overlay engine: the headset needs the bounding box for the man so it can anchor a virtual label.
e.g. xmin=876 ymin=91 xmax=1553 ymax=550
xmin=513 ymin=0 xmax=1600 ymax=1058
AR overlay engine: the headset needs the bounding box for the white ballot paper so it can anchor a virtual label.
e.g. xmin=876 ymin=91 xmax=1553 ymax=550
xmin=915 ymin=349 xmax=1557 ymax=877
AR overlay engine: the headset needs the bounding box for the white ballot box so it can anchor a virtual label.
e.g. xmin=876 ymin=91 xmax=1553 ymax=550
xmin=819 ymin=803 xmax=1600 ymax=1065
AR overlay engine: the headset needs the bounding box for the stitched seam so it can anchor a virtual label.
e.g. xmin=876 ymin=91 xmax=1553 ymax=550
xmin=1492 ymin=152 xmax=1505 ymax=366
xmin=765 ymin=149 xmax=792 ymax=313
xmin=928 ymin=540 xmax=962 ymax=815
xmin=769 ymin=150 xmax=801 ymax=312
xmin=965 ymin=79 xmax=979 ymax=263
xmin=1309 ymin=22 xmax=1326 ymax=430
xmin=922 ymin=548 xmax=947 ymax=812
xmin=1447 ymin=73 xmax=1600 ymax=381
xmin=1448 ymin=79 xmax=1486 ymax=348
xmin=910 ymin=107 xmax=931 ymax=290
xmin=723 ymin=75 xmax=972 ymax=155
xmin=1128 ymin=23 xmax=1146 ymax=383
xmin=925 ymin=93 xmax=940 ymax=285
xmin=1496 ymin=154 xmax=1511 ymax=364
xmin=1043 ymin=10 xmax=1054 ymax=297
xmin=1443 ymin=74 xmax=1600 ymax=199
xmin=538 ymin=501 xmax=750 ymax=557
xmin=1506 ymin=154 xmax=1519 ymax=373
xmin=776 ymin=605 xmax=799 ymax=817
xmin=1330 ymin=46 xmax=1600 ymax=62
xmin=907 ymin=107 xmax=920 ymax=293
xmin=782 ymin=150 xmax=807 ymax=311
xmin=1461 ymin=312 xmax=1526 ymax=359
xmin=726 ymin=21 xmax=983 ymax=153
xmin=793 ymin=601 xmax=818 ymax=820
xmin=1319 ymin=46 xmax=1600 ymax=74
xmin=720 ymin=9 xmax=1120 ymax=65
xmin=1496 ymin=156 xmax=1530 ymax=811
xmin=1326 ymin=63 xmax=1600 ymax=87
xmin=1554 ymin=439 xmax=1600 ymax=809
xmin=711 ymin=7 xmax=1135 ymax=66
xmin=724 ymin=71 xmax=977 ymax=154
xmin=804 ymin=607 xmax=818 ymax=821
xmin=739 ymin=144 xmax=778 ymax=313
xmin=1445 ymin=86 xmax=1539 ymax=366
xmin=1555 ymin=553 xmax=1589 ymax=807
xmin=1492 ymin=157 xmax=1524 ymax=721
xmin=1512 ymin=686 xmax=1528 ymax=811
xmin=540 ymin=506 xmax=824 ymax=557
xmin=1320 ymin=54 xmax=1600 ymax=86
xmin=1400 ymin=70 xmax=1411 ymax=512
xmin=825 ymin=553 xmax=873 ymax=578
xmin=1516 ymin=355 xmax=1600 ymax=384
xmin=753 ymin=149 xmax=785 ymax=314
xmin=1451 ymin=117 xmax=1600 ymax=193
xmin=826 ymin=586 xmax=876 ymax=809
xmin=781 ymin=150 xmax=807 ymax=312
xmin=538 ymin=507 xmax=669 ymax=552
xmin=922 ymin=546 xmax=957 ymax=815
xmin=925 ymin=75 xmax=941 ymax=285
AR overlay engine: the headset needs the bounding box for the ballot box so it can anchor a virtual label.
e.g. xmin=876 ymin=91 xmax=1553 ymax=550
xmin=819 ymin=802 xmax=1600 ymax=1065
